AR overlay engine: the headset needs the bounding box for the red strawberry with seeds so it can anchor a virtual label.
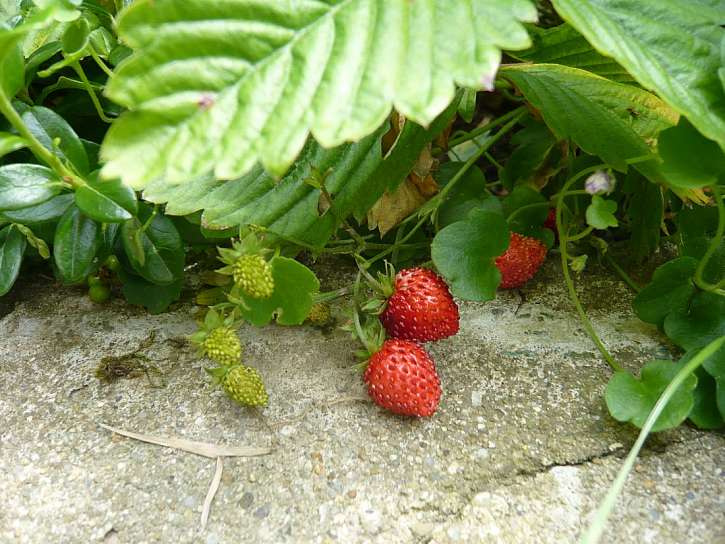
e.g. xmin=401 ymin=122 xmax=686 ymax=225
xmin=363 ymin=339 xmax=441 ymax=417
xmin=495 ymin=232 xmax=547 ymax=289
xmin=543 ymin=208 xmax=559 ymax=242
xmin=380 ymin=267 xmax=459 ymax=342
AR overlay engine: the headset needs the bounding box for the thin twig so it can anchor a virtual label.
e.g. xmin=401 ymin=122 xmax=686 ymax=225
xmin=98 ymin=423 xmax=272 ymax=458
xmin=201 ymin=457 xmax=223 ymax=529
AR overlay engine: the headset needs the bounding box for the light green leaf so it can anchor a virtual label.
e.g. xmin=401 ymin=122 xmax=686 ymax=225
xmin=0 ymin=163 xmax=63 ymax=211
xmin=512 ymin=23 xmax=635 ymax=83
xmin=431 ymin=209 xmax=510 ymax=301
xmin=606 ymin=359 xmax=697 ymax=432
xmin=0 ymin=131 xmax=26 ymax=158
xmin=501 ymin=64 xmax=678 ymax=180
xmin=101 ymin=0 xmax=537 ymax=188
xmin=551 ymin=0 xmax=725 ymax=150
xmin=585 ymin=195 xmax=617 ymax=230
xmin=75 ymin=175 xmax=138 ymax=223
xmin=239 ymin=256 xmax=319 ymax=327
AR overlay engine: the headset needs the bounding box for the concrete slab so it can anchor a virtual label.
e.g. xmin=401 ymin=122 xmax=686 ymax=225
xmin=0 ymin=259 xmax=722 ymax=543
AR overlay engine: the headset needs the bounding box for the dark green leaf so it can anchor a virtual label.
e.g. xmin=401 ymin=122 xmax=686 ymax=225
xmin=625 ymin=172 xmax=662 ymax=261
xmin=121 ymin=275 xmax=183 ymax=314
xmin=435 ymin=162 xmax=491 ymax=228
xmin=0 ymin=163 xmax=63 ymax=211
xmin=501 ymin=64 xmax=677 ymax=182
xmin=605 ymin=359 xmax=697 ymax=432
xmin=0 ymin=193 xmax=73 ymax=225
xmin=511 ymin=23 xmax=635 ymax=83
xmin=633 ymin=257 xmax=698 ymax=326
xmin=18 ymin=104 xmax=89 ymax=174
xmin=0 ymin=224 xmax=25 ymax=296
xmin=688 ymin=367 xmax=724 ymax=429
xmin=121 ymin=205 xmax=184 ymax=285
xmin=658 ymin=118 xmax=725 ymax=189
xmin=585 ymin=196 xmax=618 ymax=230
xmin=500 ymin=120 xmax=557 ymax=190
xmin=665 ymin=291 xmax=725 ymax=351
xmin=551 ymin=0 xmax=725 ymax=150
xmin=239 ymin=256 xmax=319 ymax=327
xmin=75 ymin=175 xmax=137 ymax=223
xmin=53 ymin=205 xmax=100 ymax=283
xmin=701 ymin=342 xmax=725 ymax=420
xmin=502 ymin=185 xmax=550 ymax=237
xmin=431 ymin=209 xmax=510 ymax=301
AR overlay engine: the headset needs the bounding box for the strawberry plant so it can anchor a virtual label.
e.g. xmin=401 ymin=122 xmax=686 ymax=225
xmin=0 ymin=0 xmax=723 ymax=539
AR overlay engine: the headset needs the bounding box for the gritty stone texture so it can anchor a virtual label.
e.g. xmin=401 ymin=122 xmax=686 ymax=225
xmin=0 ymin=259 xmax=723 ymax=544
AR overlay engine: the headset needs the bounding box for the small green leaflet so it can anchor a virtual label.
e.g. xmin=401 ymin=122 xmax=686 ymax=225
xmin=586 ymin=196 xmax=617 ymax=230
xmin=605 ymin=359 xmax=697 ymax=432
xmin=101 ymin=0 xmax=537 ymax=188
xmin=238 ymin=257 xmax=319 ymax=327
xmin=431 ymin=209 xmax=510 ymax=302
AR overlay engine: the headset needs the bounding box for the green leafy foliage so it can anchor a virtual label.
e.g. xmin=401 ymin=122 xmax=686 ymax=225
xmin=53 ymin=205 xmax=100 ymax=283
xmin=500 ymin=119 xmax=557 ymax=190
xmin=501 ymin=64 xmax=677 ymax=181
xmin=101 ymin=0 xmax=537 ymax=188
xmin=512 ymin=23 xmax=634 ymax=83
xmin=120 ymin=205 xmax=184 ymax=285
xmin=585 ymin=196 xmax=617 ymax=230
xmin=551 ymin=0 xmax=725 ymax=150
xmin=658 ymin=119 xmax=725 ymax=189
xmin=0 ymin=131 xmax=26 ymax=158
xmin=431 ymin=209 xmax=509 ymax=301
xmin=0 ymin=164 xmax=63 ymax=210
xmin=75 ymin=174 xmax=137 ymax=223
xmin=121 ymin=275 xmax=183 ymax=314
xmin=605 ymin=359 xmax=697 ymax=432
xmin=633 ymin=257 xmax=697 ymax=327
xmin=435 ymin=163 xmax=491 ymax=228
xmin=238 ymin=256 xmax=319 ymax=327
xmin=624 ymin=172 xmax=662 ymax=261
xmin=664 ymin=292 xmax=725 ymax=351
xmin=0 ymin=224 xmax=26 ymax=296
xmin=0 ymin=192 xmax=73 ymax=224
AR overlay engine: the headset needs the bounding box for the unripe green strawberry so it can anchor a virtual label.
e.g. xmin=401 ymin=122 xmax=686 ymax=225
xmin=232 ymin=255 xmax=274 ymax=299
xmin=222 ymin=365 xmax=268 ymax=407
xmin=203 ymin=327 xmax=242 ymax=366
xmin=307 ymin=302 xmax=332 ymax=326
xmin=88 ymin=284 xmax=111 ymax=303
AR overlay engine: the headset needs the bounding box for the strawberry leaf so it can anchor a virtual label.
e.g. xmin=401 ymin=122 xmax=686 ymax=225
xmin=606 ymin=359 xmax=697 ymax=432
xmin=431 ymin=209 xmax=509 ymax=301
xmin=239 ymin=257 xmax=319 ymax=327
xmin=100 ymin=0 xmax=537 ymax=188
xmin=633 ymin=257 xmax=697 ymax=327
xmin=585 ymin=196 xmax=618 ymax=230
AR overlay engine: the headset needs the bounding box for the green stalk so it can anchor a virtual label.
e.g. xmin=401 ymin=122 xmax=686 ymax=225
xmin=448 ymin=105 xmax=527 ymax=148
xmin=71 ymin=61 xmax=113 ymax=123
xmin=603 ymin=252 xmax=642 ymax=293
xmin=556 ymin=165 xmax=622 ymax=372
xmin=693 ymin=185 xmax=724 ymax=296
xmin=581 ymin=335 xmax=725 ymax=544
xmin=0 ymin=91 xmax=83 ymax=187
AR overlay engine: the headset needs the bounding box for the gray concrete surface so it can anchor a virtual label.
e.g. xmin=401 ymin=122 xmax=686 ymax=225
xmin=0 ymin=259 xmax=723 ymax=544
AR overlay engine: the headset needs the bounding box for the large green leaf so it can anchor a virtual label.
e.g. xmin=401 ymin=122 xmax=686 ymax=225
xmin=143 ymin=102 xmax=457 ymax=248
xmin=0 ymin=192 xmax=74 ymax=224
xmin=75 ymin=174 xmax=138 ymax=223
xmin=511 ymin=23 xmax=635 ymax=83
xmin=101 ymin=0 xmax=537 ymax=188
xmin=0 ymin=224 xmax=26 ymax=296
xmin=501 ymin=64 xmax=677 ymax=181
xmin=551 ymin=0 xmax=725 ymax=150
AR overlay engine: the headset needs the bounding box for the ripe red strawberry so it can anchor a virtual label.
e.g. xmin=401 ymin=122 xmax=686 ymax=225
xmin=543 ymin=208 xmax=559 ymax=243
xmin=495 ymin=232 xmax=547 ymax=289
xmin=380 ymin=267 xmax=459 ymax=342
xmin=363 ymin=339 xmax=441 ymax=417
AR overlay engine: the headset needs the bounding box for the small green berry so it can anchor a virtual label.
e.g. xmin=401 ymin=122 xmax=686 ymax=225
xmin=202 ymin=326 xmax=242 ymax=366
xmin=232 ymin=255 xmax=274 ymax=299
xmin=222 ymin=365 xmax=268 ymax=407
xmin=89 ymin=284 xmax=111 ymax=303
xmin=104 ymin=255 xmax=121 ymax=273
xmin=87 ymin=275 xmax=103 ymax=288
